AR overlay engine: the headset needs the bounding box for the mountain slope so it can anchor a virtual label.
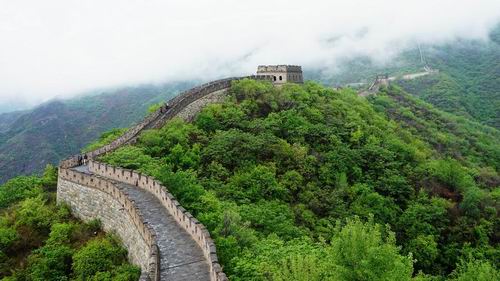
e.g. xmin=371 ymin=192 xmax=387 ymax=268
xmin=0 ymin=82 xmax=192 ymax=183
xmin=100 ymin=79 xmax=499 ymax=279
xmin=370 ymin=85 xmax=499 ymax=189
xmin=0 ymin=110 xmax=25 ymax=134
xmin=395 ymin=32 xmax=500 ymax=128
xmin=315 ymin=24 xmax=500 ymax=129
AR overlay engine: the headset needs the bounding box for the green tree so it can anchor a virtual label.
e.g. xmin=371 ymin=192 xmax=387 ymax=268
xmin=405 ymin=235 xmax=438 ymax=273
xmin=450 ymin=258 xmax=499 ymax=281
xmin=15 ymin=195 xmax=56 ymax=231
xmin=0 ymin=176 xmax=43 ymax=209
xmin=327 ymin=217 xmax=414 ymax=281
xmin=82 ymin=128 xmax=127 ymax=153
xmin=27 ymin=244 xmax=73 ymax=281
xmin=147 ymin=102 xmax=164 ymax=114
xmin=397 ymin=192 xmax=450 ymax=239
xmin=72 ymin=236 xmax=128 ymax=280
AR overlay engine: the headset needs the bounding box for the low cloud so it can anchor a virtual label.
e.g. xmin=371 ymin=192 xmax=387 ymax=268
xmin=1 ymin=0 xmax=499 ymax=105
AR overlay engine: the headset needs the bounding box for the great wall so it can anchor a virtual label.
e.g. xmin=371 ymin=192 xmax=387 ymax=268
xmin=57 ymin=72 xmax=277 ymax=281
xmin=358 ymin=68 xmax=439 ymax=96
xmin=56 ymin=64 xmax=436 ymax=280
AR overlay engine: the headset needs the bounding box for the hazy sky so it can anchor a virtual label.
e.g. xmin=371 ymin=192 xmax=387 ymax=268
xmin=1 ymin=0 xmax=500 ymax=106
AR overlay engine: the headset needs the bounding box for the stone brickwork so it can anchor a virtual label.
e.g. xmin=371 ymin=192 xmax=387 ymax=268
xmin=257 ymin=65 xmax=303 ymax=84
xmin=57 ymin=72 xmax=277 ymax=281
xmin=174 ymin=89 xmax=228 ymax=122
xmin=88 ymin=160 xmax=225 ymax=281
xmin=59 ymin=75 xmax=273 ymax=167
xmin=58 ymin=168 xmax=159 ymax=281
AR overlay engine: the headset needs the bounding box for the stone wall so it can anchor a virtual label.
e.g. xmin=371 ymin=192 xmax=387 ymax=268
xmin=58 ymin=168 xmax=160 ymax=281
xmin=87 ymin=160 xmax=227 ymax=281
xmin=174 ymin=89 xmax=228 ymax=122
xmin=257 ymin=65 xmax=303 ymax=84
xmin=57 ymin=74 xmax=273 ymax=281
xmin=59 ymin=75 xmax=272 ymax=165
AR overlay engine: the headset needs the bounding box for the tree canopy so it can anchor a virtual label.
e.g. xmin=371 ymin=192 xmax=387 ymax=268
xmin=102 ymin=79 xmax=499 ymax=280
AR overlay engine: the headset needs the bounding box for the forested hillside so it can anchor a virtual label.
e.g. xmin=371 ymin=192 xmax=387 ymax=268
xmin=3 ymin=24 xmax=499 ymax=184
xmin=98 ymin=80 xmax=499 ymax=280
xmin=317 ymin=24 xmax=500 ymax=129
xmin=395 ymin=31 xmax=500 ymax=128
xmin=0 ymin=82 xmax=191 ymax=183
xmin=0 ymin=165 xmax=139 ymax=280
xmin=0 ymin=111 xmax=25 ymax=133
xmin=370 ymin=86 xmax=499 ymax=172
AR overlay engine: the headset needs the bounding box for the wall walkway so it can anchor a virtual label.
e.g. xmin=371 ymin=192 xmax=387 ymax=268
xmin=57 ymin=75 xmax=272 ymax=281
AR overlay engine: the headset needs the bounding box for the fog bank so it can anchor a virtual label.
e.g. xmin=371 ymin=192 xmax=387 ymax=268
xmin=1 ymin=0 xmax=499 ymax=105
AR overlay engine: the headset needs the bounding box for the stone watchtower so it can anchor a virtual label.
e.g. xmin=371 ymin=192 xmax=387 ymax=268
xmin=257 ymin=65 xmax=303 ymax=84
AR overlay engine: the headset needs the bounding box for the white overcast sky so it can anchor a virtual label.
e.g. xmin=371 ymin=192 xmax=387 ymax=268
xmin=1 ymin=0 xmax=500 ymax=106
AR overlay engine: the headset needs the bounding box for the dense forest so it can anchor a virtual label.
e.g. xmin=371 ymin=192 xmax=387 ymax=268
xmin=0 ymin=165 xmax=140 ymax=281
xmin=98 ymin=79 xmax=499 ymax=280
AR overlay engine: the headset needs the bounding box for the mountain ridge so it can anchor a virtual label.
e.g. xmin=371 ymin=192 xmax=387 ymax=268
xmin=0 ymin=82 xmax=192 ymax=183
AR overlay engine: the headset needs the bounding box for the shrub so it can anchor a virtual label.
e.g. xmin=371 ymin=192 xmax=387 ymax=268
xmin=15 ymin=195 xmax=55 ymax=232
xmin=0 ymin=176 xmax=43 ymax=209
xmin=72 ymin=235 xmax=128 ymax=280
xmin=27 ymin=244 xmax=73 ymax=281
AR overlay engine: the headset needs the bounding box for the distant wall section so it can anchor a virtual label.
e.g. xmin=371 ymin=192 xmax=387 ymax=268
xmin=59 ymin=75 xmax=272 ymax=163
xmin=174 ymin=89 xmax=228 ymax=122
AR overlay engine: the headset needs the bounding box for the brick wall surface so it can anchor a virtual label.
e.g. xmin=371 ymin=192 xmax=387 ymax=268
xmin=57 ymin=75 xmax=273 ymax=280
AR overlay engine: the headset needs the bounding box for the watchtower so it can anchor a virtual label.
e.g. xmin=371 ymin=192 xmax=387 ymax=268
xmin=375 ymin=74 xmax=390 ymax=86
xmin=257 ymin=65 xmax=303 ymax=84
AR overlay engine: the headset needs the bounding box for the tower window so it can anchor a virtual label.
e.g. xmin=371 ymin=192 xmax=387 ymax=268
xmin=273 ymin=76 xmax=276 ymax=81
xmin=279 ymin=76 xmax=283 ymax=81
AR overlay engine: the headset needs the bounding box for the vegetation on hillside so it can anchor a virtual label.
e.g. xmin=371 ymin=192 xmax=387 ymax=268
xmin=394 ymin=26 xmax=500 ymax=129
xmin=101 ymin=79 xmax=499 ymax=280
xmin=370 ymin=85 xmax=499 ymax=172
xmin=82 ymin=128 xmax=127 ymax=153
xmin=317 ymin=25 xmax=500 ymax=129
xmin=0 ymin=165 xmax=140 ymax=281
xmin=0 ymin=82 xmax=190 ymax=184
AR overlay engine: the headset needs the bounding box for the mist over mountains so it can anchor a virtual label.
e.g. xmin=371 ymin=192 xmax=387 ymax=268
xmin=1 ymin=2 xmax=499 ymax=280
xmin=0 ymin=82 xmax=191 ymax=183
xmin=0 ymin=24 xmax=499 ymax=183
xmin=1 ymin=0 xmax=500 ymax=105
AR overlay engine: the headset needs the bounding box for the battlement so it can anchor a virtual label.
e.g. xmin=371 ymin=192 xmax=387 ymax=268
xmin=57 ymin=71 xmax=298 ymax=281
xmin=257 ymin=65 xmax=302 ymax=73
xmin=257 ymin=65 xmax=303 ymax=84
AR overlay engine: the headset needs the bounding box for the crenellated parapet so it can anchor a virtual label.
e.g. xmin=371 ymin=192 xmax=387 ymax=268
xmin=57 ymin=72 xmax=279 ymax=280
xmin=58 ymin=167 xmax=160 ymax=280
xmin=257 ymin=65 xmax=303 ymax=84
xmin=59 ymin=75 xmax=273 ymax=167
xmin=88 ymin=160 xmax=227 ymax=281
